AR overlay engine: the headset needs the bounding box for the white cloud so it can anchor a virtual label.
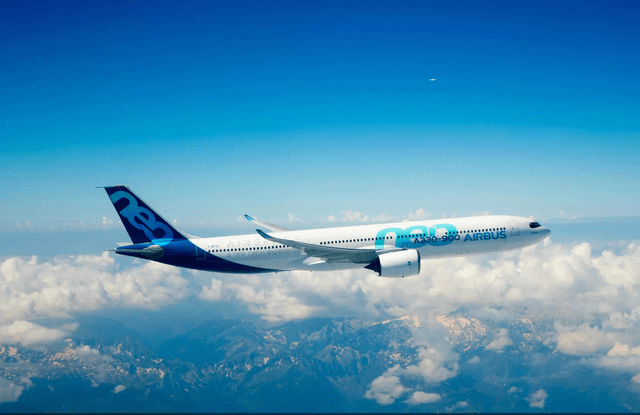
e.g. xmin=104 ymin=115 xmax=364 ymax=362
xmin=471 ymin=211 xmax=490 ymax=216
xmin=364 ymin=366 xmax=409 ymax=405
xmin=606 ymin=342 xmax=640 ymax=357
xmin=526 ymin=389 xmax=548 ymax=408
xmin=0 ymin=376 xmax=31 ymax=403
xmin=101 ymin=216 xmax=113 ymax=226
xmin=75 ymin=345 xmax=100 ymax=357
xmin=0 ymin=252 xmax=190 ymax=323
xmin=405 ymin=346 xmax=459 ymax=383
xmin=199 ymin=278 xmax=223 ymax=301
xmin=327 ymin=215 xmax=336 ymax=222
xmin=182 ymin=237 xmax=640 ymax=404
xmin=555 ymin=323 xmax=617 ymax=356
xmin=405 ymin=391 xmax=441 ymax=405
xmin=341 ymin=210 xmax=369 ymax=222
xmin=467 ymin=356 xmax=480 ymax=364
xmin=485 ymin=329 xmax=512 ymax=351
xmin=198 ymin=239 xmax=638 ymax=336
xmin=114 ymin=384 xmax=126 ymax=394
xmin=592 ymin=243 xmax=640 ymax=287
xmin=446 ymin=401 xmax=468 ymax=411
xmin=372 ymin=213 xmax=394 ymax=223
xmin=227 ymin=283 xmax=323 ymax=323
xmin=362 ymin=320 xmax=460 ymax=404
xmin=404 ymin=208 xmax=430 ymax=221
xmin=4 ymin=234 xmax=640 ymax=405
xmin=288 ymin=213 xmax=301 ymax=223
xmin=0 ymin=321 xmax=72 ymax=346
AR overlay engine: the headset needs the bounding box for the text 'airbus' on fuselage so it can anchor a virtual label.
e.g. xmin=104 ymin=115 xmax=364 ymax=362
xmin=102 ymin=186 xmax=550 ymax=277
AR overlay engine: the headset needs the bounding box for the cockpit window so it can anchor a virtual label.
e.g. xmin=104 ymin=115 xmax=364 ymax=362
xmin=529 ymin=222 xmax=541 ymax=228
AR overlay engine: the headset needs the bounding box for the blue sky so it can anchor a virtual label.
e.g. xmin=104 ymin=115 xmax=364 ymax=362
xmin=3 ymin=3 xmax=640 ymax=410
xmin=2 ymin=0 xmax=639 ymax=231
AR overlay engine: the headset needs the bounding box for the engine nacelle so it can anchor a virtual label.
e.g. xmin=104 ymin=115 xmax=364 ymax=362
xmin=365 ymin=250 xmax=421 ymax=278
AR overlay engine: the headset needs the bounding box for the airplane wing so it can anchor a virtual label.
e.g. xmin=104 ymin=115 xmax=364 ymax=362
xmin=256 ymin=229 xmax=396 ymax=264
xmin=245 ymin=214 xmax=290 ymax=232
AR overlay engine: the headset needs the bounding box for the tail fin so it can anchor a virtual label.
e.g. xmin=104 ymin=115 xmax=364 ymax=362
xmin=103 ymin=186 xmax=186 ymax=244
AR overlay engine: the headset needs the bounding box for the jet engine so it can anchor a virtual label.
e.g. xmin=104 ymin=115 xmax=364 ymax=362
xmin=365 ymin=250 xmax=421 ymax=278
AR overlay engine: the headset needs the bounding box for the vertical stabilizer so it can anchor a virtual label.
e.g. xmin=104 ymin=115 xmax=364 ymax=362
xmin=103 ymin=186 xmax=186 ymax=244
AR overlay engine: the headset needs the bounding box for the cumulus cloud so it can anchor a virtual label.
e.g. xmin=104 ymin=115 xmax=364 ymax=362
xmin=341 ymin=210 xmax=369 ymax=222
xmin=0 ymin=321 xmax=74 ymax=346
xmin=403 ymin=208 xmax=430 ymax=221
xmin=471 ymin=211 xmax=490 ymax=216
xmin=405 ymin=391 xmax=441 ymax=405
xmin=446 ymin=401 xmax=469 ymax=411
xmin=197 ymin=240 xmax=640 ymax=338
xmin=75 ymin=345 xmax=100 ymax=357
xmin=554 ymin=323 xmax=617 ymax=356
xmin=372 ymin=213 xmax=394 ymax=222
xmin=526 ymin=389 xmax=548 ymax=408
xmin=4 ymin=234 xmax=640 ymax=408
xmin=592 ymin=243 xmax=640 ymax=286
xmin=0 ymin=252 xmax=190 ymax=323
xmin=226 ymin=283 xmax=323 ymax=323
xmin=186 ymin=237 xmax=640 ymax=407
xmin=114 ymin=384 xmax=126 ymax=394
xmin=607 ymin=342 xmax=640 ymax=357
xmin=467 ymin=356 xmax=480 ymax=364
xmin=288 ymin=213 xmax=301 ymax=223
xmin=326 ymin=211 xmax=394 ymax=223
xmin=9 ymin=239 xmax=628 ymax=351
xmin=485 ymin=329 xmax=512 ymax=351
xmin=405 ymin=346 xmax=459 ymax=383
xmin=363 ymin=320 xmax=459 ymax=405
xmin=198 ymin=278 xmax=223 ymax=301
xmin=0 ymin=376 xmax=31 ymax=403
xmin=364 ymin=366 xmax=409 ymax=405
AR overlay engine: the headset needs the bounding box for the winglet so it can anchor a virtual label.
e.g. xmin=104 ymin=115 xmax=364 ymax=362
xmin=245 ymin=215 xmax=291 ymax=232
xmin=256 ymin=229 xmax=274 ymax=240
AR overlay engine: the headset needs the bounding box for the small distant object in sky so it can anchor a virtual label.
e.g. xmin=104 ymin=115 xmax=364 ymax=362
xmin=429 ymin=78 xmax=436 ymax=81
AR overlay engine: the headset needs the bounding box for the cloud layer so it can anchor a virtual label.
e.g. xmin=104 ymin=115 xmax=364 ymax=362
xmin=2 ymin=236 xmax=640 ymax=407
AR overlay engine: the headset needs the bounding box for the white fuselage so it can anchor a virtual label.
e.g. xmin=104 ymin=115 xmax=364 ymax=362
xmin=189 ymin=215 xmax=550 ymax=272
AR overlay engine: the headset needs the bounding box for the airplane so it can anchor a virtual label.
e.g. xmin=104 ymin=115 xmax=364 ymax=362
xmin=102 ymin=186 xmax=550 ymax=278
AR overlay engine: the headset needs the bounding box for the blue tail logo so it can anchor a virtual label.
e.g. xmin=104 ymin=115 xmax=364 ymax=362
xmin=104 ymin=186 xmax=185 ymax=244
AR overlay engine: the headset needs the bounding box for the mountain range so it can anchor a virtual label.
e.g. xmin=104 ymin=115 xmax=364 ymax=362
xmin=1 ymin=312 xmax=637 ymax=412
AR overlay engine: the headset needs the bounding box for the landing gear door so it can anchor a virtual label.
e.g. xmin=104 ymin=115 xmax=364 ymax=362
xmin=509 ymin=221 xmax=520 ymax=236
